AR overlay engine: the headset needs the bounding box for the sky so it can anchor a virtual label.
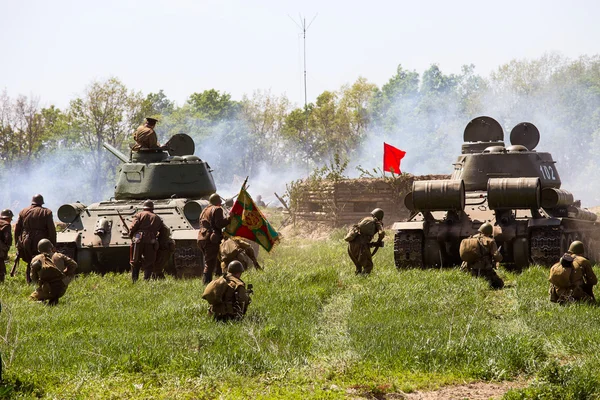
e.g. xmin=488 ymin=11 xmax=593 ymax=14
xmin=1 ymin=0 xmax=599 ymax=109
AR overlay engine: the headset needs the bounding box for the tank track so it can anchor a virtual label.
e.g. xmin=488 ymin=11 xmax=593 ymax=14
xmin=394 ymin=230 xmax=424 ymax=269
xmin=530 ymin=226 xmax=562 ymax=266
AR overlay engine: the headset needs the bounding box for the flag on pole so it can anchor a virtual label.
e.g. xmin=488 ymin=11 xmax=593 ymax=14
xmin=225 ymin=183 xmax=280 ymax=252
xmin=383 ymin=142 xmax=406 ymax=174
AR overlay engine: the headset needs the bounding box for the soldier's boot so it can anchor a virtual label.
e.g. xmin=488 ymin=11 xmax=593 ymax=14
xmin=131 ymin=264 xmax=141 ymax=283
xmin=25 ymin=263 xmax=32 ymax=284
xmin=47 ymin=298 xmax=59 ymax=306
xmin=143 ymin=268 xmax=153 ymax=280
xmin=202 ymin=272 xmax=212 ymax=285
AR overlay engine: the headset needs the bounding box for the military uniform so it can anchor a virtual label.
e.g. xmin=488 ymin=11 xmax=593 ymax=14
xmin=153 ymin=225 xmax=175 ymax=279
xmin=0 ymin=217 xmax=13 ymax=282
xmin=204 ymin=272 xmax=251 ymax=321
xmin=30 ymin=251 xmax=77 ymax=304
xmin=197 ymin=204 xmax=230 ymax=283
xmin=220 ymin=236 xmax=259 ymax=272
xmin=460 ymin=232 xmax=504 ymax=289
xmin=129 ymin=209 xmax=165 ymax=281
xmin=549 ymin=253 xmax=597 ymax=304
xmin=347 ymin=215 xmax=384 ymax=274
xmin=132 ymin=124 xmax=158 ymax=151
xmin=15 ymin=202 xmax=56 ymax=283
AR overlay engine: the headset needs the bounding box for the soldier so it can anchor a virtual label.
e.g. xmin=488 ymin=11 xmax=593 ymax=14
xmin=15 ymin=194 xmax=57 ymax=284
xmin=202 ymin=260 xmax=252 ymax=322
xmin=197 ymin=193 xmax=231 ymax=284
xmin=132 ymin=117 xmax=160 ymax=151
xmin=0 ymin=209 xmax=13 ymax=282
xmin=549 ymin=241 xmax=597 ymax=304
xmin=219 ymin=234 xmax=261 ymax=273
xmin=346 ymin=208 xmax=385 ymax=275
xmin=459 ymin=223 xmax=504 ymax=289
xmin=29 ymin=239 xmax=77 ymax=305
xmin=153 ymin=225 xmax=175 ymax=279
xmin=128 ymin=200 xmax=165 ymax=282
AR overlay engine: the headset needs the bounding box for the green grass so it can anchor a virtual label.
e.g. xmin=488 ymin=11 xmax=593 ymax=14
xmin=1 ymin=233 xmax=600 ymax=399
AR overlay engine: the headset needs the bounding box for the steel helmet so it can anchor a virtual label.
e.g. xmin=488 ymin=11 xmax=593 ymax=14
xmin=371 ymin=208 xmax=384 ymax=221
xmin=227 ymin=260 xmax=244 ymax=274
xmin=37 ymin=238 xmax=53 ymax=253
xmin=32 ymin=194 xmax=44 ymax=205
xmin=569 ymin=240 xmax=584 ymax=255
xmin=143 ymin=200 xmax=154 ymax=210
xmin=209 ymin=193 xmax=222 ymax=206
xmin=0 ymin=209 xmax=13 ymax=219
xmin=478 ymin=222 xmax=493 ymax=236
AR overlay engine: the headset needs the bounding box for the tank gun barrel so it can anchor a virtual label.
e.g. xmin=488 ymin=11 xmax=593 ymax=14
xmin=103 ymin=142 xmax=129 ymax=163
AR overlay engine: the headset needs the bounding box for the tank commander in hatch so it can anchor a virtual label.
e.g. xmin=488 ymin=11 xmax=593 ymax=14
xmin=549 ymin=240 xmax=597 ymax=304
xmin=132 ymin=117 xmax=160 ymax=151
xmin=459 ymin=223 xmax=504 ymax=289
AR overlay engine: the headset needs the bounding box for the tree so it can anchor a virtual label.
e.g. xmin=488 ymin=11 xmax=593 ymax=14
xmin=69 ymin=77 xmax=143 ymax=199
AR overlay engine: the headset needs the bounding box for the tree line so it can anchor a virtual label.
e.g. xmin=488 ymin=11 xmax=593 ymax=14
xmin=1 ymin=53 xmax=600 ymax=204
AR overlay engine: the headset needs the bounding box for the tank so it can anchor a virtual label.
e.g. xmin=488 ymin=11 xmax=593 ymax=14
xmin=55 ymin=134 xmax=216 ymax=277
xmin=393 ymin=116 xmax=600 ymax=269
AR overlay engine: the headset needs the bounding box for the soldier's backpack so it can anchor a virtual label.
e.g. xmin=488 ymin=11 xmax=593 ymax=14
xmin=549 ymin=254 xmax=574 ymax=288
xmin=202 ymin=276 xmax=230 ymax=305
xmin=459 ymin=236 xmax=485 ymax=263
xmin=37 ymin=254 xmax=65 ymax=282
xmin=344 ymin=225 xmax=360 ymax=242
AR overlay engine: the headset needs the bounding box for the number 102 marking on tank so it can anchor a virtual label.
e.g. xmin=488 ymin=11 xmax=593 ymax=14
xmin=540 ymin=165 xmax=556 ymax=180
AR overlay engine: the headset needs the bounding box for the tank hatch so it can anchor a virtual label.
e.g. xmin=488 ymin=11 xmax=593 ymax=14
xmin=510 ymin=122 xmax=540 ymax=151
xmin=166 ymin=134 xmax=195 ymax=156
xmin=463 ymin=116 xmax=504 ymax=142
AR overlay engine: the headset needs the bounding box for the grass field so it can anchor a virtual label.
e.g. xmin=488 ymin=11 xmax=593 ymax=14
xmin=1 ymin=226 xmax=600 ymax=399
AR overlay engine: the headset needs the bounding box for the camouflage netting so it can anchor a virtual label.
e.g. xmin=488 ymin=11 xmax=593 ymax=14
xmin=288 ymin=174 xmax=450 ymax=227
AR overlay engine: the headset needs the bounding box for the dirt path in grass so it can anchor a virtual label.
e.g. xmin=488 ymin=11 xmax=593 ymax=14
xmin=380 ymin=380 xmax=527 ymax=399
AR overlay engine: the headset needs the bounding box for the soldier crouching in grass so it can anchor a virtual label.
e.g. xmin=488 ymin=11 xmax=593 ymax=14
xmin=549 ymin=241 xmax=597 ymax=304
xmin=345 ymin=208 xmax=385 ymax=275
xmin=202 ymin=261 xmax=252 ymax=322
xmin=459 ymin=223 xmax=504 ymax=289
xmin=29 ymin=239 xmax=78 ymax=306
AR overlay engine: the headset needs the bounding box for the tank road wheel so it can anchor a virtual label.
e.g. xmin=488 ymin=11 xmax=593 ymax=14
xmin=394 ymin=230 xmax=424 ymax=269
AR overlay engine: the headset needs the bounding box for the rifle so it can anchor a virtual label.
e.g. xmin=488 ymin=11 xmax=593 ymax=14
xmin=9 ymin=250 xmax=21 ymax=277
xmin=370 ymin=238 xmax=385 ymax=256
xmin=116 ymin=210 xmax=130 ymax=236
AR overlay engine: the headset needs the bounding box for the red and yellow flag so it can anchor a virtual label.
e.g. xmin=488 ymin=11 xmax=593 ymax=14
xmin=225 ymin=186 xmax=280 ymax=252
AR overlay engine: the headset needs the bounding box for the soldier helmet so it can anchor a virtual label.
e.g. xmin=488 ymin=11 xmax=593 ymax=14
xmin=143 ymin=200 xmax=154 ymax=210
xmin=227 ymin=260 xmax=244 ymax=274
xmin=146 ymin=117 xmax=159 ymax=125
xmin=31 ymin=194 xmax=44 ymax=205
xmin=569 ymin=240 xmax=585 ymax=255
xmin=37 ymin=238 xmax=53 ymax=253
xmin=478 ymin=222 xmax=493 ymax=236
xmin=371 ymin=208 xmax=384 ymax=221
xmin=209 ymin=193 xmax=222 ymax=206
xmin=0 ymin=209 xmax=13 ymax=219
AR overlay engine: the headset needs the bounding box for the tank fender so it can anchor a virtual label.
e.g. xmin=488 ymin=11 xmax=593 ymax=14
xmin=528 ymin=218 xmax=561 ymax=228
xmin=171 ymin=230 xmax=200 ymax=241
xmin=392 ymin=221 xmax=424 ymax=231
xmin=58 ymin=231 xmax=82 ymax=246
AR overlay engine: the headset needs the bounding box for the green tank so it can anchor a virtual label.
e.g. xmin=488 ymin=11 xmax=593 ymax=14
xmin=394 ymin=116 xmax=600 ymax=269
xmin=55 ymin=134 xmax=216 ymax=277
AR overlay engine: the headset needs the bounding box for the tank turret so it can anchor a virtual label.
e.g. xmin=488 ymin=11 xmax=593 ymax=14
xmin=56 ymin=134 xmax=215 ymax=277
xmin=393 ymin=116 xmax=600 ymax=269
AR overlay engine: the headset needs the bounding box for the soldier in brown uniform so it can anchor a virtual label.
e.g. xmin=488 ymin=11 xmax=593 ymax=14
xmin=153 ymin=225 xmax=175 ymax=279
xmin=460 ymin=223 xmax=504 ymax=289
xmin=346 ymin=208 xmax=385 ymax=275
xmin=29 ymin=239 xmax=78 ymax=305
xmin=0 ymin=209 xmax=14 ymax=282
xmin=15 ymin=194 xmax=57 ymax=284
xmin=128 ymin=200 xmax=165 ymax=282
xmin=202 ymin=260 xmax=252 ymax=322
xmin=197 ymin=193 xmax=231 ymax=284
xmin=132 ymin=117 xmax=160 ymax=151
xmin=549 ymin=241 xmax=597 ymax=304
xmin=219 ymin=234 xmax=261 ymax=273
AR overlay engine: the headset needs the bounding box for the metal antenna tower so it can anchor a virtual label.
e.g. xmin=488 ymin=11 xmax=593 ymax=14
xmin=289 ymin=13 xmax=318 ymax=112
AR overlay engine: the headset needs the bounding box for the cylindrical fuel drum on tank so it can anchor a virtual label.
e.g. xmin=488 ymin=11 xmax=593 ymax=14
xmin=569 ymin=206 xmax=598 ymax=222
xmin=411 ymin=180 xmax=465 ymax=211
xmin=541 ymin=188 xmax=574 ymax=209
xmin=487 ymin=178 xmax=540 ymax=210
xmin=57 ymin=202 xmax=87 ymax=223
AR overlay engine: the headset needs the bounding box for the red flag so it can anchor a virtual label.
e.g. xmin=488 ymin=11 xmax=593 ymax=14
xmin=383 ymin=142 xmax=406 ymax=174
